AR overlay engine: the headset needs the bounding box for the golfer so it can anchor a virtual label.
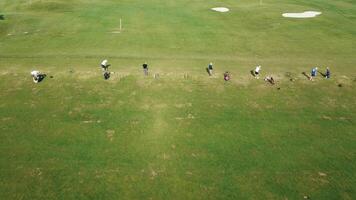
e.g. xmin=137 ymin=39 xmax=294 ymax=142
xmin=143 ymin=62 xmax=148 ymax=76
xmin=31 ymin=70 xmax=45 ymax=83
xmin=311 ymin=67 xmax=318 ymax=80
xmin=254 ymin=65 xmax=261 ymax=79
xmin=325 ymin=67 xmax=330 ymax=79
xmin=100 ymin=59 xmax=110 ymax=71
xmin=31 ymin=70 xmax=40 ymax=83
xmin=264 ymin=76 xmax=275 ymax=85
xmin=208 ymin=62 xmax=213 ymax=76
xmin=103 ymin=71 xmax=110 ymax=80
xmin=224 ymin=71 xmax=230 ymax=81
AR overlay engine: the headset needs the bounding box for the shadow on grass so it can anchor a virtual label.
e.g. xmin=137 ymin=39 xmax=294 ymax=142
xmin=206 ymin=68 xmax=210 ymax=76
xmin=285 ymin=72 xmax=296 ymax=82
xmin=302 ymin=72 xmax=311 ymax=80
xmin=318 ymin=71 xmax=326 ymax=77
xmin=250 ymin=70 xmax=255 ymax=77
xmin=36 ymin=74 xmax=47 ymax=83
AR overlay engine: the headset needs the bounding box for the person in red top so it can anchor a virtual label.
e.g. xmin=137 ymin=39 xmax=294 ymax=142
xmin=224 ymin=72 xmax=230 ymax=81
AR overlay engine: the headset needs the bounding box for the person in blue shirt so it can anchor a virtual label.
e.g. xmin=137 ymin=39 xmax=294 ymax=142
xmin=310 ymin=67 xmax=318 ymax=80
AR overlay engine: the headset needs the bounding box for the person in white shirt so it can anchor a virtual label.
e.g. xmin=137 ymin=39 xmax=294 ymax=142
xmin=100 ymin=59 xmax=110 ymax=71
xmin=31 ymin=70 xmax=45 ymax=83
xmin=254 ymin=65 xmax=261 ymax=79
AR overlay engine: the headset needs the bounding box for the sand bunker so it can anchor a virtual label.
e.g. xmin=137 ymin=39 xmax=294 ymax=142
xmin=283 ymin=11 xmax=321 ymax=18
xmin=211 ymin=7 xmax=229 ymax=13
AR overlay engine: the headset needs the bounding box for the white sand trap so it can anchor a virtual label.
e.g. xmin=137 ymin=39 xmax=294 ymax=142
xmin=283 ymin=11 xmax=321 ymax=18
xmin=211 ymin=7 xmax=229 ymax=13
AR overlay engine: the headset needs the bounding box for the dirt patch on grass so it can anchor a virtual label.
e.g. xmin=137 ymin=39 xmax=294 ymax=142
xmin=29 ymin=168 xmax=42 ymax=177
xmin=2 ymin=117 xmax=13 ymax=121
xmin=230 ymin=76 xmax=251 ymax=87
xmin=318 ymin=172 xmax=327 ymax=177
xmin=188 ymin=113 xmax=195 ymax=119
xmin=136 ymin=78 xmax=154 ymax=88
xmin=28 ymin=1 xmax=76 ymax=12
xmin=336 ymin=75 xmax=354 ymax=87
xmin=0 ymin=71 xmax=9 ymax=76
xmin=248 ymin=101 xmax=260 ymax=109
xmin=174 ymin=103 xmax=192 ymax=108
xmin=140 ymin=104 xmax=151 ymax=110
xmin=186 ymin=171 xmax=193 ymax=175
xmin=321 ymin=115 xmax=332 ymax=120
xmin=150 ymin=169 xmax=158 ymax=179
xmin=175 ymin=113 xmax=195 ymax=120
xmin=162 ymin=153 xmax=170 ymax=160
xmin=154 ymin=103 xmax=168 ymax=109
xmin=81 ymin=118 xmax=101 ymax=124
xmin=76 ymin=71 xmax=97 ymax=80
xmin=106 ymin=130 xmax=115 ymax=141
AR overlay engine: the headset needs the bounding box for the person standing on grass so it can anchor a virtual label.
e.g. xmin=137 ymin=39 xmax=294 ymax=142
xmin=143 ymin=62 xmax=148 ymax=76
xmin=31 ymin=70 xmax=40 ymax=83
xmin=325 ymin=67 xmax=330 ymax=79
xmin=254 ymin=65 xmax=261 ymax=79
xmin=310 ymin=67 xmax=318 ymax=80
xmin=100 ymin=59 xmax=110 ymax=71
xmin=103 ymin=71 xmax=110 ymax=80
xmin=208 ymin=62 xmax=213 ymax=76
xmin=31 ymin=70 xmax=46 ymax=83
xmin=264 ymin=76 xmax=275 ymax=85
xmin=224 ymin=71 xmax=230 ymax=81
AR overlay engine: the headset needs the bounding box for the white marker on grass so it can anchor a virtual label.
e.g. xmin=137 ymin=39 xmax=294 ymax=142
xmin=211 ymin=7 xmax=229 ymax=13
xmin=282 ymin=11 xmax=321 ymax=18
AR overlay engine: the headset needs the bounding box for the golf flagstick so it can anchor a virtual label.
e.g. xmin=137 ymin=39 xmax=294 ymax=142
xmin=119 ymin=18 xmax=122 ymax=32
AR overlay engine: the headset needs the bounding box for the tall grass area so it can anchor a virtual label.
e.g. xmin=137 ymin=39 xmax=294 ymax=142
xmin=0 ymin=0 xmax=355 ymax=199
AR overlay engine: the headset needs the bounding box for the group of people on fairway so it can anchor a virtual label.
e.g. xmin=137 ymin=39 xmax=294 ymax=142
xmin=30 ymin=59 xmax=331 ymax=84
xmin=206 ymin=63 xmax=330 ymax=84
xmin=310 ymin=67 xmax=331 ymax=80
xmin=100 ymin=59 xmax=149 ymax=78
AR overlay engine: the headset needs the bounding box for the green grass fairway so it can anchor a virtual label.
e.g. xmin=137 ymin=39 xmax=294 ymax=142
xmin=0 ymin=0 xmax=355 ymax=199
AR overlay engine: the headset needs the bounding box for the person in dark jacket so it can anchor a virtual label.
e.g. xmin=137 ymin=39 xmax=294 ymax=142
xmin=143 ymin=62 xmax=148 ymax=76
xmin=208 ymin=62 xmax=213 ymax=76
xmin=325 ymin=67 xmax=330 ymax=79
